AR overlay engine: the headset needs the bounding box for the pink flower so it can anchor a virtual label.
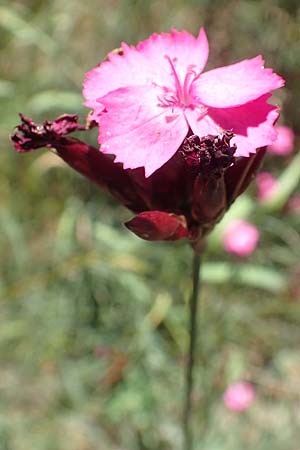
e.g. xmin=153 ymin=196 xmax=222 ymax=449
xmin=223 ymin=382 xmax=256 ymax=412
xmin=83 ymin=28 xmax=284 ymax=177
xmin=256 ymin=171 xmax=279 ymax=201
xmin=268 ymin=125 xmax=294 ymax=156
xmin=222 ymin=219 xmax=259 ymax=257
xmin=10 ymin=29 xmax=285 ymax=242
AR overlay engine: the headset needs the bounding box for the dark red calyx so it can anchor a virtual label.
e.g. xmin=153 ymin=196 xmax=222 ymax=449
xmin=180 ymin=131 xmax=237 ymax=175
xmin=11 ymin=113 xmax=85 ymax=153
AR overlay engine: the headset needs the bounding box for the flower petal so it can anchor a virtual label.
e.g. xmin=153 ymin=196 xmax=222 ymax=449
xmin=83 ymin=45 xmax=150 ymax=113
xmin=207 ymin=94 xmax=279 ymax=157
xmin=98 ymin=85 xmax=188 ymax=177
xmin=192 ymin=56 xmax=284 ymax=108
xmin=184 ymin=108 xmax=222 ymax=137
xmin=83 ymin=28 xmax=209 ymax=115
xmin=136 ymin=28 xmax=209 ymax=83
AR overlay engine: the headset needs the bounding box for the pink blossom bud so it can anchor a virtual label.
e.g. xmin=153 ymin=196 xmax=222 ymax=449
xmin=268 ymin=125 xmax=294 ymax=156
xmin=222 ymin=219 xmax=259 ymax=257
xmin=256 ymin=171 xmax=279 ymax=201
xmin=223 ymin=382 xmax=256 ymax=412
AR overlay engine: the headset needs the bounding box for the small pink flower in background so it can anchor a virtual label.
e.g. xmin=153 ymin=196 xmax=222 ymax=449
xmin=84 ymin=28 xmax=284 ymax=177
xmin=222 ymin=220 xmax=259 ymax=257
xmin=268 ymin=125 xmax=294 ymax=156
xmin=256 ymin=171 xmax=279 ymax=201
xmin=223 ymin=382 xmax=256 ymax=412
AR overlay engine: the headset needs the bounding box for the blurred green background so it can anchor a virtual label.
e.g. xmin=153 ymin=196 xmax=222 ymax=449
xmin=1 ymin=1 xmax=300 ymax=449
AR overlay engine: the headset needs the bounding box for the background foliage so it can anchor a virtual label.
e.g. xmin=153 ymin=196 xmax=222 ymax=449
xmin=0 ymin=1 xmax=300 ymax=449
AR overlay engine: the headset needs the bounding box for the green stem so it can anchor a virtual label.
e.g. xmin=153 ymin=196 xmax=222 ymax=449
xmin=183 ymin=250 xmax=201 ymax=450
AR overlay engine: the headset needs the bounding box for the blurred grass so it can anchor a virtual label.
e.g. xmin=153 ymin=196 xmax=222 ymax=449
xmin=0 ymin=0 xmax=300 ymax=449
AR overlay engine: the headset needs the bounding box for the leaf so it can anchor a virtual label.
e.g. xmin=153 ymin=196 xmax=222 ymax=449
xmin=0 ymin=6 xmax=57 ymax=54
xmin=202 ymin=262 xmax=286 ymax=292
xmin=0 ymin=79 xmax=15 ymax=98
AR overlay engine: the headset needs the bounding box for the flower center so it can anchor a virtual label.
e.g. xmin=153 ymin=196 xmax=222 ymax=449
xmin=157 ymin=56 xmax=205 ymax=113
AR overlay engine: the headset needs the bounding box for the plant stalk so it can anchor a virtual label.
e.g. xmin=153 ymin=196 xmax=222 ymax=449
xmin=183 ymin=250 xmax=201 ymax=450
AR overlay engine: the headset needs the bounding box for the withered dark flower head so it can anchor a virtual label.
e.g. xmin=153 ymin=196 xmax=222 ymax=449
xmin=11 ymin=114 xmax=85 ymax=152
xmin=180 ymin=131 xmax=237 ymax=176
